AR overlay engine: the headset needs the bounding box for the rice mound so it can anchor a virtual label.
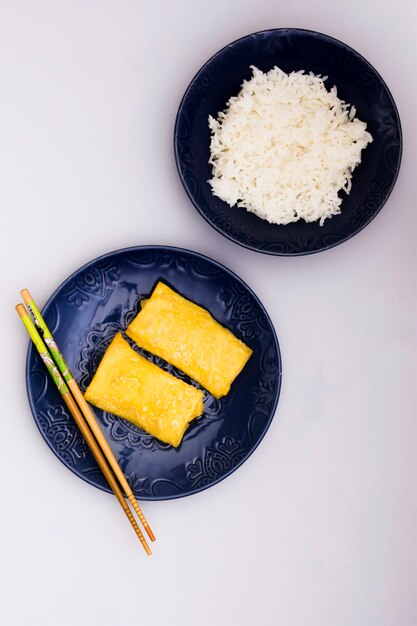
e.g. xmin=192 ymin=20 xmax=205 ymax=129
xmin=208 ymin=66 xmax=373 ymax=226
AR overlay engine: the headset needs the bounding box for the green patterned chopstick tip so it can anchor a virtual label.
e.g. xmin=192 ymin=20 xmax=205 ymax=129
xmin=16 ymin=304 xmax=69 ymax=396
xmin=20 ymin=289 xmax=73 ymax=383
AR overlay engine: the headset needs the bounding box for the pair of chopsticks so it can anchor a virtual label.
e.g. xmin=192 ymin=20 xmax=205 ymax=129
xmin=16 ymin=289 xmax=155 ymax=555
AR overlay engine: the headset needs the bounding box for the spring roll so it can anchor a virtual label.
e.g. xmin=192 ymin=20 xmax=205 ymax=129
xmin=126 ymin=282 xmax=252 ymax=398
xmin=84 ymin=333 xmax=204 ymax=447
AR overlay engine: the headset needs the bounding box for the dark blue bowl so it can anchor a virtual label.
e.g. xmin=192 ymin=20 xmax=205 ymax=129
xmin=26 ymin=246 xmax=282 ymax=500
xmin=174 ymin=28 xmax=402 ymax=255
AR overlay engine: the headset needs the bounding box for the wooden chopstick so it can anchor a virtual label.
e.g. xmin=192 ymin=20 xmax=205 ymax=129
xmin=20 ymin=289 xmax=155 ymax=543
xmin=16 ymin=304 xmax=152 ymax=555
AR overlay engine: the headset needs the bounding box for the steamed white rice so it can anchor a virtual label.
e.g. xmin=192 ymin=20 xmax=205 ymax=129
xmin=208 ymin=66 xmax=373 ymax=226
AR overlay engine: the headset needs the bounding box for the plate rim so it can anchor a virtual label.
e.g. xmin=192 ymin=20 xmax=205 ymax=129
xmin=173 ymin=27 xmax=403 ymax=256
xmin=25 ymin=244 xmax=282 ymax=500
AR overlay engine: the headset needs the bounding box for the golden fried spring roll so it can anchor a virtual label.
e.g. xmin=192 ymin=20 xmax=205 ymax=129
xmin=126 ymin=282 xmax=252 ymax=398
xmin=84 ymin=333 xmax=204 ymax=447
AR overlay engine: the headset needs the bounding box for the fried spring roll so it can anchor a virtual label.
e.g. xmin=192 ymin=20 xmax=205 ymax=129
xmin=126 ymin=282 xmax=252 ymax=399
xmin=84 ymin=333 xmax=204 ymax=447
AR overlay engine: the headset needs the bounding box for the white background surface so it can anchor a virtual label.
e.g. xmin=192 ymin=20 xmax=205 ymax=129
xmin=1 ymin=2 xmax=416 ymax=625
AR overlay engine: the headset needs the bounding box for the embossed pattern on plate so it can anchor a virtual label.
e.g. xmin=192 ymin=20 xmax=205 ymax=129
xmin=26 ymin=246 xmax=282 ymax=500
xmin=174 ymin=28 xmax=402 ymax=255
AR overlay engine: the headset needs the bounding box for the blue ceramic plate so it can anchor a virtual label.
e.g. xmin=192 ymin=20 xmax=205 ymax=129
xmin=174 ymin=28 xmax=402 ymax=255
xmin=26 ymin=246 xmax=282 ymax=500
